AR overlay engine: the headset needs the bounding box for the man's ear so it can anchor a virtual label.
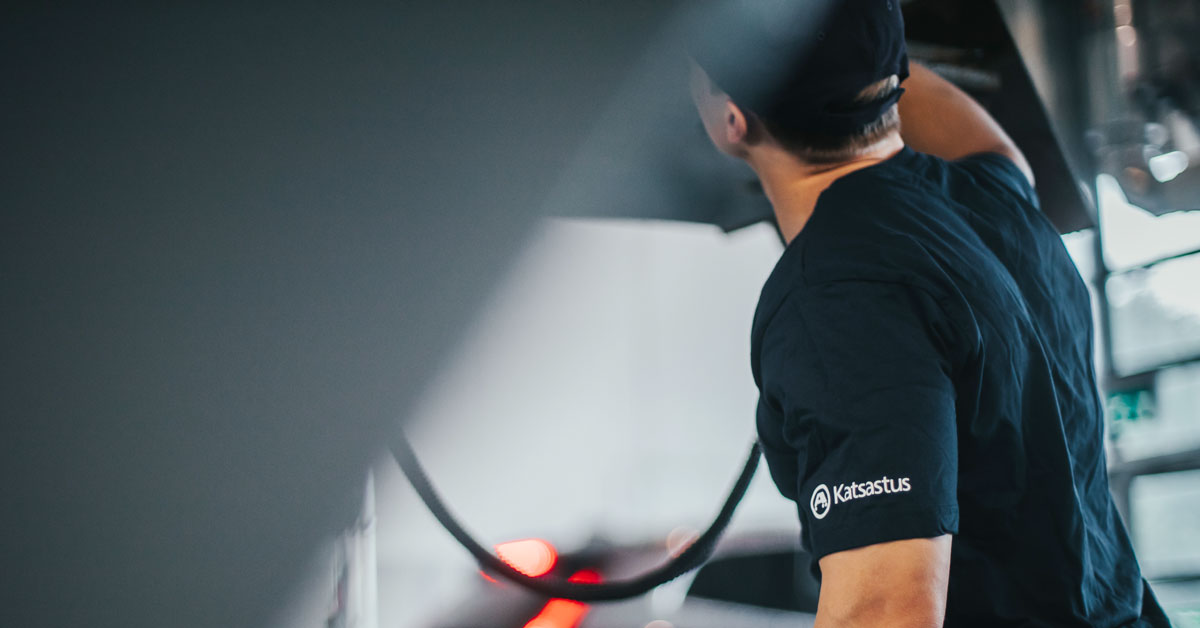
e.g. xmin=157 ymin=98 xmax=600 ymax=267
xmin=724 ymin=101 xmax=751 ymax=147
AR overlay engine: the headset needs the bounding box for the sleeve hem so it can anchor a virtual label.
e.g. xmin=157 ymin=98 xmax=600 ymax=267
xmin=808 ymin=504 xmax=959 ymax=561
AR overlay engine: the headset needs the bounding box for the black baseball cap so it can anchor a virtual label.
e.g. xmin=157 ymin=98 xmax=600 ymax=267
xmin=688 ymin=0 xmax=909 ymax=136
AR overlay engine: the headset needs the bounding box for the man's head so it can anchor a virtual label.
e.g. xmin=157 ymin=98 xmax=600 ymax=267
xmin=687 ymin=0 xmax=908 ymax=165
xmin=690 ymin=61 xmax=901 ymax=164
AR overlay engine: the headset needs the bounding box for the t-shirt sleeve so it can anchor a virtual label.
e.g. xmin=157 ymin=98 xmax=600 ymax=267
xmin=955 ymin=151 xmax=1040 ymax=211
xmin=755 ymin=279 xmax=960 ymax=560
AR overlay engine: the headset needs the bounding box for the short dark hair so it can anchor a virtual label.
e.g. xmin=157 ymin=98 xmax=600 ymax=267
xmin=751 ymin=75 xmax=902 ymax=164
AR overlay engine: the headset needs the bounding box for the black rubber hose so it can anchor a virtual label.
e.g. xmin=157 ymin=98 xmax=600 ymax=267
xmin=389 ymin=430 xmax=762 ymax=601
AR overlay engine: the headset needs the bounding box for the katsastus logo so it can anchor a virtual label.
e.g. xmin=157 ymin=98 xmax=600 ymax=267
xmin=810 ymin=484 xmax=831 ymax=519
xmin=811 ymin=476 xmax=912 ymax=520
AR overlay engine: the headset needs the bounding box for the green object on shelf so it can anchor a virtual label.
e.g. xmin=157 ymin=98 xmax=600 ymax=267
xmin=1106 ymin=388 xmax=1157 ymax=438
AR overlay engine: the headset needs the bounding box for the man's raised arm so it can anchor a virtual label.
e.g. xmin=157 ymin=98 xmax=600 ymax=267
xmin=898 ymin=61 xmax=1035 ymax=186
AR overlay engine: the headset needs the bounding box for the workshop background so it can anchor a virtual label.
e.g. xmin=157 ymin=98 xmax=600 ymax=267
xmin=297 ymin=2 xmax=1200 ymax=626
xmin=4 ymin=2 xmax=1200 ymax=628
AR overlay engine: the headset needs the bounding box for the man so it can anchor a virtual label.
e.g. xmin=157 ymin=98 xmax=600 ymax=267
xmin=688 ymin=1 xmax=1172 ymax=626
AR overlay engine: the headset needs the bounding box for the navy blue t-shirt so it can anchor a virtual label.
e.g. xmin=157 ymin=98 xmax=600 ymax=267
xmin=751 ymin=147 xmax=1172 ymax=627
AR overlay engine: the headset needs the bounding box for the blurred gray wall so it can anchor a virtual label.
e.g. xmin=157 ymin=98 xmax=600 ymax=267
xmin=1 ymin=5 xmax=680 ymax=627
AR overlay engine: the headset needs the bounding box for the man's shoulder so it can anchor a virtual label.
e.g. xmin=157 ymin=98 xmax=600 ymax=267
xmin=794 ymin=181 xmax=946 ymax=286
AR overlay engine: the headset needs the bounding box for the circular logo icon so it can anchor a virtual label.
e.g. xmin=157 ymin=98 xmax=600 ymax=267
xmin=810 ymin=484 xmax=831 ymax=520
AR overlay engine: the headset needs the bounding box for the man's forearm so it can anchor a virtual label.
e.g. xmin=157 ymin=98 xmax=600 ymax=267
xmin=898 ymin=62 xmax=1034 ymax=184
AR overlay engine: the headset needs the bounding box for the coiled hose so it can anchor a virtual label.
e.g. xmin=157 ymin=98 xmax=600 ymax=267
xmin=390 ymin=430 xmax=761 ymax=601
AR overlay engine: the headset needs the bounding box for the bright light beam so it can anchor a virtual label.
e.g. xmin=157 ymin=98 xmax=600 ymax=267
xmin=1148 ymin=150 xmax=1189 ymax=183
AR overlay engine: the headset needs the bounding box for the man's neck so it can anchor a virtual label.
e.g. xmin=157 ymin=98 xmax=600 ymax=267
xmin=746 ymin=134 xmax=905 ymax=244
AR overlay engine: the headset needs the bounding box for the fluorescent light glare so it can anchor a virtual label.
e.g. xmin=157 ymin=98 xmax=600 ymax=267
xmin=1148 ymin=150 xmax=1189 ymax=183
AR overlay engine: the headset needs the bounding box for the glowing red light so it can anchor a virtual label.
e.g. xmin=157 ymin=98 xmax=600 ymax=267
xmin=494 ymin=538 xmax=558 ymax=578
xmin=567 ymin=569 xmax=601 ymax=584
xmin=520 ymin=569 xmax=603 ymax=628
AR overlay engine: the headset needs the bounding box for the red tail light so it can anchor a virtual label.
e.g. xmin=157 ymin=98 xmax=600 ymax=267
xmin=494 ymin=538 xmax=557 ymax=577
xmin=521 ymin=569 xmax=602 ymax=628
